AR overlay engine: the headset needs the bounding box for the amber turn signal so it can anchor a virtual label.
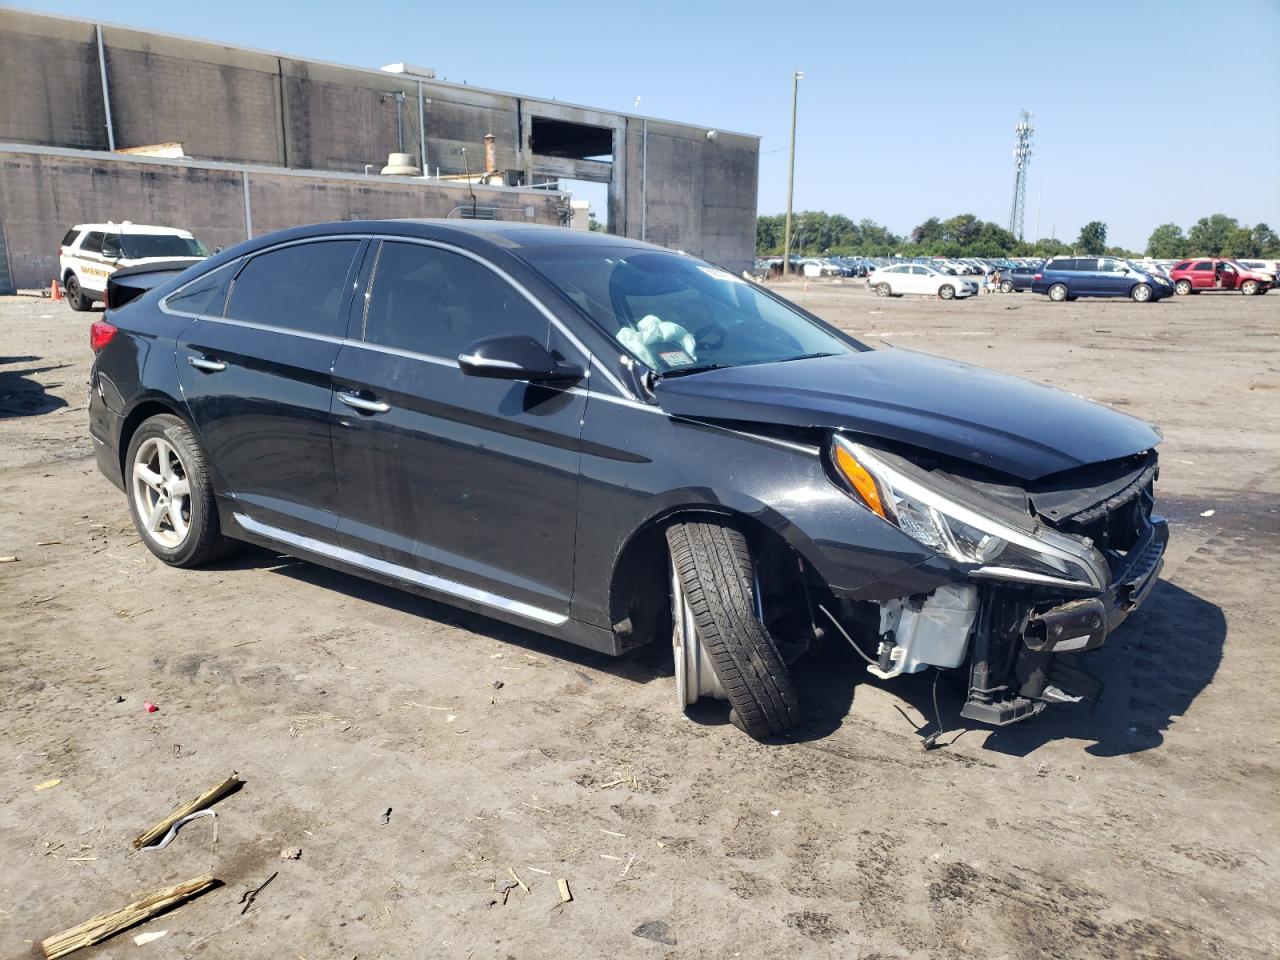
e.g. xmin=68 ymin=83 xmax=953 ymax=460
xmin=834 ymin=443 xmax=888 ymax=519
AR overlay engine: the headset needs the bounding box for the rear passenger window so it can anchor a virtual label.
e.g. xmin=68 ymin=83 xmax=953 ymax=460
xmin=81 ymin=232 xmax=104 ymax=254
xmin=363 ymin=241 xmax=548 ymax=358
xmin=1173 ymin=261 xmax=1190 ymax=271
xmin=165 ymin=263 xmax=233 ymax=317
xmin=1074 ymin=258 xmax=1098 ymax=272
xmin=226 ymin=240 xmax=360 ymax=336
xmin=1192 ymin=261 xmax=1212 ymax=271
xmin=61 ymin=229 xmax=79 ymax=247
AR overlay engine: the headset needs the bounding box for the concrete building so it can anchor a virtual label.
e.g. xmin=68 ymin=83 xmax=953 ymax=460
xmin=0 ymin=8 xmax=760 ymax=292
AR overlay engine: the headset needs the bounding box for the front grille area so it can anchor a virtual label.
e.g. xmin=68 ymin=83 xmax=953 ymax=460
xmin=1045 ymin=461 xmax=1157 ymax=554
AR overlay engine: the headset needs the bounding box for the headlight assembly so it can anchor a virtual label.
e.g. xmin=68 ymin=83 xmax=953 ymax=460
xmin=832 ymin=436 xmax=1106 ymax=588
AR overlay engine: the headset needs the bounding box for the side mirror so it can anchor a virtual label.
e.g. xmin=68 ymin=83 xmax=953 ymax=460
xmin=458 ymin=334 xmax=585 ymax=384
xmin=102 ymin=241 xmax=121 ymax=260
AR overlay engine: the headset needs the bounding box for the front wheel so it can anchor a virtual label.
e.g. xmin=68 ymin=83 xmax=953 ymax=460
xmin=666 ymin=522 xmax=800 ymax=739
xmin=875 ymin=282 xmax=892 ymax=297
xmin=1241 ymin=279 xmax=1260 ymax=295
xmin=1000 ymin=280 xmax=1014 ymax=293
xmin=938 ymin=284 xmax=955 ymax=300
xmin=1048 ymin=283 xmax=1068 ymax=302
xmin=126 ymin=414 xmax=232 ymax=567
xmin=1131 ymin=283 xmax=1153 ymax=303
xmin=64 ymin=274 xmax=91 ymax=312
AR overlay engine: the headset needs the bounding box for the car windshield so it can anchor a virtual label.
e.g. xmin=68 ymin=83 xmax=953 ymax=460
xmin=118 ymin=233 xmax=208 ymax=259
xmin=520 ymin=246 xmax=863 ymax=374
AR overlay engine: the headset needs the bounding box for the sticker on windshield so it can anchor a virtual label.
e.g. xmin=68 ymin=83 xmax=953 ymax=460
xmin=659 ymin=350 xmax=695 ymax=367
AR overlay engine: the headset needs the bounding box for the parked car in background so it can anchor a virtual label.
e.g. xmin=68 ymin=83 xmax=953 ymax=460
xmin=1031 ymin=257 xmax=1173 ymax=302
xmin=1169 ymin=258 xmax=1272 ymax=296
xmin=87 ymin=219 xmax=1168 ymax=737
xmin=1237 ymin=259 xmax=1280 ymax=278
xmin=999 ymin=265 xmax=1038 ymax=293
xmin=873 ymin=263 xmax=977 ymax=299
xmin=59 ymin=222 xmax=208 ymax=311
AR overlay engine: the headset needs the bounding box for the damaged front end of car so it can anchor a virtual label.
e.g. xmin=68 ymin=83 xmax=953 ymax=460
xmin=830 ymin=435 xmax=1168 ymax=725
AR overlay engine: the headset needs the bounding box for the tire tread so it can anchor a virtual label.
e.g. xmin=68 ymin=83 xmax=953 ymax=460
xmin=666 ymin=522 xmax=800 ymax=738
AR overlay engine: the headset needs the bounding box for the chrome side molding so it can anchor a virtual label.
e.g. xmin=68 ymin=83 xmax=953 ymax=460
xmin=232 ymin=513 xmax=568 ymax=626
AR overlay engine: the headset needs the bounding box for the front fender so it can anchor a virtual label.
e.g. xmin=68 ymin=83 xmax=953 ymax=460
xmin=573 ymin=402 xmax=962 ymax=628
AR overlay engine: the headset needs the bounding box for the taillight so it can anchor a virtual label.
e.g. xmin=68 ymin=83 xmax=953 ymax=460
xmin=90 ymin=320 xmax=118 ymax=353
xmin=1033 ymin=273 xmax=1042 ymax=280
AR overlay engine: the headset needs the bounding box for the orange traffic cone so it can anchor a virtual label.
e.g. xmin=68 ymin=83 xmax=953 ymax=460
xmin=49 ymin=279 xmax=63 ymax=301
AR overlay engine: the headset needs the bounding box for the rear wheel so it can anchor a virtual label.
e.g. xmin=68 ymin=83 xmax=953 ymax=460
xmin=938 ymin=284 xmax=955 ymax=300
xmin=1048 ymin=283 xmax=1068 ymax=302
xmin=64 ymin=274 xmax=91 ymax=312
xmin=875 ymin=282 xmax=892 ymax=297
xmin=666 ymin=522 xmax=800 ymax=739
xmin=1174 ymin=279 xmax=1192 ymax=295
xmin=126 ymin=414 xmax=232 ymax=568
xmin=1241 ymin=279 xmax=1260 ymax=295
xmin=1131 ymin=283 xmax=1153 ymax=303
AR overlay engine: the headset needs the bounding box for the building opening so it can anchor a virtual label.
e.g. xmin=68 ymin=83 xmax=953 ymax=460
xmin=530 ymin=117 xmax=613 ymax=163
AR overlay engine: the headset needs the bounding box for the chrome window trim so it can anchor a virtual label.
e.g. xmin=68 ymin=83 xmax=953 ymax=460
xmin=158 ymin=259 xmax=242 ymax=318
xmin=367 ymin=234 xmax=629 ymax=397
xmin=233 ymin=512 xmax=568 ymax=627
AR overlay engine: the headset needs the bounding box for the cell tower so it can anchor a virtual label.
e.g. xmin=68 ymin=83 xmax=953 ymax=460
xmin=1008 ymin=111 xmax=1034 ymax=241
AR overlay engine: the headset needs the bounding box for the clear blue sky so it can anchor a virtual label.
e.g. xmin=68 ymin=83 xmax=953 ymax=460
xmin=14 ymin=0 xmax=1280 ymax=250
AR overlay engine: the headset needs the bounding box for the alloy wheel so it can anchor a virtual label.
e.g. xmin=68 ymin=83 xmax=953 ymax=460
xmin=670 ymin=557 xmax=726 ymax=708
xmin=131 ymin=436 xmax=192 ymax=549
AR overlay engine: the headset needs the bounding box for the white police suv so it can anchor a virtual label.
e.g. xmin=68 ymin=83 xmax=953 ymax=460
xmin=58 ymin=222 xmax=208 ymax=310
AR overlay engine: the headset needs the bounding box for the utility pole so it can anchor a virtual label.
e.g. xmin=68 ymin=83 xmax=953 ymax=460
xmin=782 ymin=70 xmax=803 ymax=276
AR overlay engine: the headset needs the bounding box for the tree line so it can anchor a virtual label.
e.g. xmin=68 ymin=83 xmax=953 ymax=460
xmin=757 ymin=211 xmax=1279 ymax=260
xmin=1145 ymin=215 xmax=1279 ymax=260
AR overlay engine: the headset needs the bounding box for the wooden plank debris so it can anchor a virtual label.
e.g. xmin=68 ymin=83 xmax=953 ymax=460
xmin=132 ymin=773 xmax=241 ymax=849
xmin=40 ymin=874 xmax=217 ymax=959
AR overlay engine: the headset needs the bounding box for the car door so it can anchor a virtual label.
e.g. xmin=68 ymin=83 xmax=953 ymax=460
xmin=73 ymin=231 xmax=110 ymax=294
xmin=1069 ymin=258 xmax=1100 ymax=296
xmin=328 ymin=238 xmax=588 ymax=620
xmin=1190 ymin=260 xmax=1214 ymax=290
xmin=908 ymin=265 xmax=932 ymax=294
xmin=1096 ymin=257 xmax=1128 ymax=296
xmin=174 ymin=236 xmax=365 ymax=541
xmin=1218 ymin=262 xmax=1240 ymax=290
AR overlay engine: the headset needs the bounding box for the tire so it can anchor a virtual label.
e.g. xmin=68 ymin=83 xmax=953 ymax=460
xmin=666 ymin=522 xmax=800 ymax=739
xmin=1000 ymin=280 xmax=1014 ymax=294
xmin=1174 ymin=279 xmax=1192 ymax=296
xmin=875 ymin=283 xmax=892 ymax=297
xmin=938 ymin=284 xmax=955 ymax=300
xmin=1048 ymin=283 xmax=1068 ymax=302
xmin=125 ymin=414 xmax=232 ymax=568
xmin=1241 ymin=280 xmax=1259 ymax=295
xmin=64 ymin=273 xmax=91 ymax=312
xmin=1131 ymin=283 xmax=1152 ymax=303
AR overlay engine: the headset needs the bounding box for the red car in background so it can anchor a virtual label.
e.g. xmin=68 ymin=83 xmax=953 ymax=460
xmin=1169 ymin=258 xmax=1273 ymax=296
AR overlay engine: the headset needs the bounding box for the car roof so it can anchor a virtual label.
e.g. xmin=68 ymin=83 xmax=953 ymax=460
xmin=225 ymin=219 xmax=659 ymax=258
xmin=71 ymin=223 xmax=194 ymax=236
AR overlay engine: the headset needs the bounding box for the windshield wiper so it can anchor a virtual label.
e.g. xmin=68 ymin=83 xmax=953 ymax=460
xmin=658 ymin=362 xmax=735 ymax=378
xmin=775 ymin=352 xmax=839 ymax=363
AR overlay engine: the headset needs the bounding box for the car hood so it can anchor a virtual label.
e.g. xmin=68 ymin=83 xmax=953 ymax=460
xmin=653 ymin=349 xmax=1160 ymax=482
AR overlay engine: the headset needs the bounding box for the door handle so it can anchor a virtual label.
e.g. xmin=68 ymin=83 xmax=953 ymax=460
xmin=187 ymin=356 xmax=227 ymax=373
xmin=337 ymin=391 xmax=391 ymax=414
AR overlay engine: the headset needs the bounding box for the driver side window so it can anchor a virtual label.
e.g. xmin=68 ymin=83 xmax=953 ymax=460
xmin=363 ymin=241 xmax=549 ymax=359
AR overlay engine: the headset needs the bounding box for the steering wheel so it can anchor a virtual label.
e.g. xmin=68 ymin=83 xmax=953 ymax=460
xmin=693 ymin=323 xmax=727 ymax=351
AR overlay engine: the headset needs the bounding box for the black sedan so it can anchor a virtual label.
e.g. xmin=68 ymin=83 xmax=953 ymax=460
xmin=87 ymin=221 xmax=1168 ymax=737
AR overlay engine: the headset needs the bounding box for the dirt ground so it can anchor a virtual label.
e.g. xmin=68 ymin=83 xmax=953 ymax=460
xmin=1 ymin=283 xmax=1277 ymax=960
